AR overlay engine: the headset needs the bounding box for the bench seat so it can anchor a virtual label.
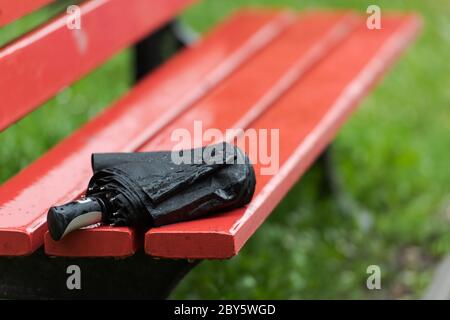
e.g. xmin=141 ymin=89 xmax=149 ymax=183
xmin=145 ymin=13 xmax=422 ymax=259
xmin=0 ymin=10 xmax=421 ymax=258
xmin=0 ymin=10 xmax=293 ymax=256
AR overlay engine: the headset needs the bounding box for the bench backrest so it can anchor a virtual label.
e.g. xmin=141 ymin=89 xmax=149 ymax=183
xmin=0 ymin=0 xmax=194 ymax=131
xmin=0 ymin=0 xmax=54 ymax=27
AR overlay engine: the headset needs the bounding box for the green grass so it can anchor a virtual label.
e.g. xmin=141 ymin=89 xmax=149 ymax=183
xmin=1 ymin=0 xmax=449 ymax=299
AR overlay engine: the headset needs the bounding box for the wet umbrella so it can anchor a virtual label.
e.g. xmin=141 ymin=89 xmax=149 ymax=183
xmin=47 ymin=142 xmax=256 ymax=241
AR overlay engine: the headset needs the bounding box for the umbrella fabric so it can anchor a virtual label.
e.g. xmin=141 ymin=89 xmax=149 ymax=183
xmin=86 ymin=142 xmax=256 ymax=229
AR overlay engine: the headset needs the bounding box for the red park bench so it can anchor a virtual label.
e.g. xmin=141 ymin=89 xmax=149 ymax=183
xmin=0 ymin=0 xmax=421 ymax=299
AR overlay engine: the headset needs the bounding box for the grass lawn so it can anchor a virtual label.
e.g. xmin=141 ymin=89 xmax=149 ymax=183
xmin=1 ymin=0 xmax=449 ymax=299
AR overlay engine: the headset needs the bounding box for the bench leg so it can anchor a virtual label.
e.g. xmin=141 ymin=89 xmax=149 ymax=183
xmin=0 ymin=249 xmax=199 ymax=299
xmin=317 ymin=146 xmax=347 ymax=199
xmin=134 ymin=19 xmax=198 ymax=81
xmin=316 ymin=145 xmax=373 ymax=230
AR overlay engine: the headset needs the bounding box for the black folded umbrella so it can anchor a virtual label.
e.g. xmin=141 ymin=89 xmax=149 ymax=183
xmin=47 ymin=142 xmax=256 ymax=241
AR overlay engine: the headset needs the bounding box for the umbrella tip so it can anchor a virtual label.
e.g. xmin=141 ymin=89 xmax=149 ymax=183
xmin=47 ymin=198 xmax=104 ymax=241
xmin=47 ymin=206 xmax=67 ymax=241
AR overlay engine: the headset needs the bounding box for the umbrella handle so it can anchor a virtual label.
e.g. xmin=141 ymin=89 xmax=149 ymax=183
xmin=47 ymin=197 xmax=104 ymax=241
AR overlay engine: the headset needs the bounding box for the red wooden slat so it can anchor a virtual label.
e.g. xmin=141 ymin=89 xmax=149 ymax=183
xmin=144 ymin=15 xmax=422 ymax=259
xmin=0 ymin=0 xmax=53 ymax=27
xmin=0 ymin=0 xmax=194 ymax=132
xmin=44 ymin=12 xmax=359 ymax=257
xmin=0 ymin=11 xmax=294 ymax=256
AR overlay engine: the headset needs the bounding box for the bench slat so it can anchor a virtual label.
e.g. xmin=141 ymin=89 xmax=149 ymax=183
xmin=0 ymin=11 xmax=292 ymax=256
xmin=0 ymin=0 xmax=53 ymax=27
xmin=0 ymin=0 xmax=193 ymax=132
xmin=44 ymin=12 xmax=358 ymax=257
xmin=144 ymin=15 xmax=421 ymax=259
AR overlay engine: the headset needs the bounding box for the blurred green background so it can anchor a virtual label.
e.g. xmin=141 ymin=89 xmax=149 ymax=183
xmin=1 ymin=0 xmax=449 ymax=299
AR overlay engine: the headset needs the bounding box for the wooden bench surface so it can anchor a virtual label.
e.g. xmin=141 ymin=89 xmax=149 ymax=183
xmin=0 ymin=5 xmax=421 ymax=258
xmin=0 ymin=9 xmax=291 ymax=256
xmin=46 ymin=11 xmax=421 ymax=259
xmin=144 ymin=14 xmax=422 ymax=259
